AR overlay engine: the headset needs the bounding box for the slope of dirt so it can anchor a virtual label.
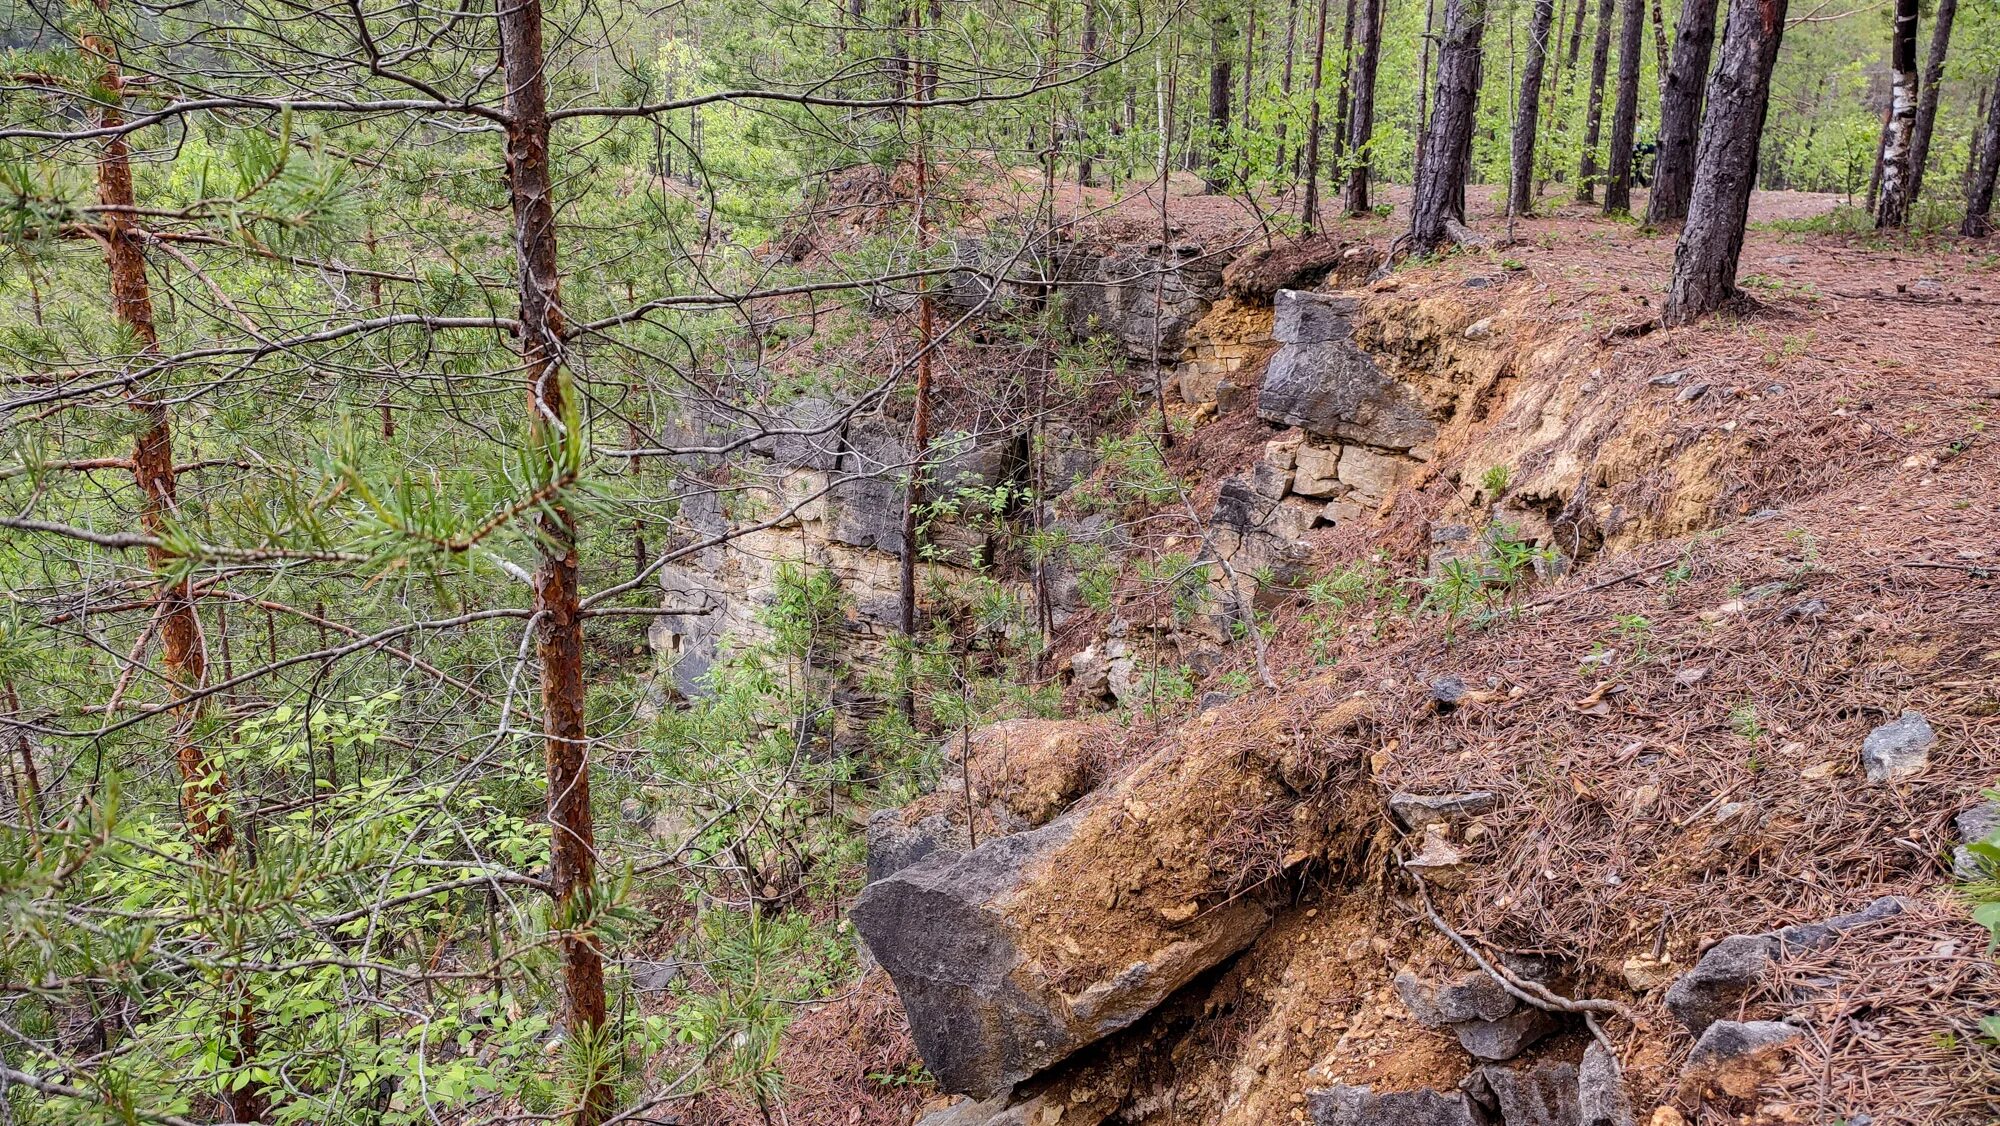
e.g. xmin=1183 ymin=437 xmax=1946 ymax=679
xmin=759 ymin=187 xmax=2000 ymax=1125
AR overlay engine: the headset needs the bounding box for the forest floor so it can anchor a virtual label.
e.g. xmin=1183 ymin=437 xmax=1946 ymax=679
xmin=682 ymin=180 xmax=2000 ymax=1126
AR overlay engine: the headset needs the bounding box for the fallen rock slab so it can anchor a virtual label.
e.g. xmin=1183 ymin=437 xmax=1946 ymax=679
xmin=1453 ymin=1007 xmax=1559 ymax=1061
xmin=852 ymin=814 xmax=1270 ymax=1098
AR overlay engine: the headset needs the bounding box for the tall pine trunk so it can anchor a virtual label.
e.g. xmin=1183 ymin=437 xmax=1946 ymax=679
xmin=899 ymin=0 xmax=938 ymax=688
xmin=497 ymin=2 xmax=611 ymax=1121
xmin=1903 ymin=0 xmax=1957 ymax=211
xmin=1647 ymin=0 xmax=1720 ymax=223
xmin=1080 ymin=0 xmax=1100 ymax=185
xmin=82 ymin=16 xmax=263 ymax=1123
xmin=1965 ymin=70 xmax=2000 ymax=236
xmin=1277 ymin=0 xmax=1302 ymax=177
xmin=1300 ymin=0 xmax=1333 ymax=230
xmin=1329 ymin=0 xmax=1360 ymax=172
xmin=1873 ymin=0 xmax=1920 ymax=227
xmin=1343 ymin=0 xmax=1383 ymax=213
xmin=1410 ymin=0 xmax=1488 ymax=252
xmin=1509 ymin=0 xmax=1557 ymax=215
xmin=1205 ymin=11 xmax=1234 ymax=193
xmin=1577 ymin=0 xmax=1616 ymax=200
xmin=1664 ymin=0 xmax=1788 ymax=324
xmin=1602 ymin=0 xmax=1646 ymax=213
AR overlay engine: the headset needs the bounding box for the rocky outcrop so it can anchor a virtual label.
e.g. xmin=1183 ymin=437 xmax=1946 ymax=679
xmin=1259 ymin=291 xmax=1438 ymax=453
xmin=1061 ymin=241 xmax=1227 ymax=362
xmin=851 ymin=813 xmax=1269 ymax=1098
xmin=1221 ymin=236 xmax=1367 ymax=302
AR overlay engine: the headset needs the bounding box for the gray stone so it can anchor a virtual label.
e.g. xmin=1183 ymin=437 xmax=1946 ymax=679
xmin=1430 ymin=676 xmax=1469 ymax=710
xmin=851 ymin=812 xmax=1270 ymax=1098
xmin=1468 ymin=1062 xmax=1578 ymax=1126
xmin=1453 ymin=1007 xmax=1558 ymax=1061
xmin=828 ymin=415 xmax=911 ymax=554
xmin=1060 ymin=243 xmax=1224 ymax=361
xmin=625 ymin=958 xmax=682 ymax=992
xmin=929 ymin=429 xmax=1018 ymax=496
xmin=866 ymin=809 xmax=966 ymax=885
xmin=1676 ymin=382 xmax=1711 ymax=403
xmin=751 ymin=396 xmax=845 ymax=469
xmin=1576 ymin=1042 xmax=1633 ymax=1126
xmin=1259 ymin=292 xmax=1437 ymax=451
xmin=1663 ymin=934 xmax=1776 ymax=1034
xmin=1309 ymin=1084 xmax=1480 ymax=1126
xmin=1396 ymin=970 xmax=1517 ymax=1027
xmin=1861 ymin=710 xmax=1935 ymax=782
xmin=1681 ymin=1020 xmax=1800 ymax=1099
xmin=1388 ymin=791 xmax=1499 ymax=832
xmin=651 ymin=564 xmax=726 ymax=698
xmin=1665 ymin=898 xmax=1907 ymax=1033
xmin=1215 ymin=475 xmax=1281 ymax=532
xmin=1250 ymin=459 xmax=1295 ymax=501
xmin=1954 ymin=800 xmax=2000 ymax=880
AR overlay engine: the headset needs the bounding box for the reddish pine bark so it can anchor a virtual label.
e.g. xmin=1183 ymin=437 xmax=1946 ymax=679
xmin=497 ymin=0 xmax=611 ymax=1120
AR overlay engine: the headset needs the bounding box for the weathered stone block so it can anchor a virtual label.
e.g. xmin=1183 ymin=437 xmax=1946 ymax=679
xmin=1260 ymin=291 xmax=1438 ymax=451
xmin=1337 ymin=445 xmax=1411 ymax=504
xmin=1293 ymin=441 xmax=1345 ymax=498
xmin=852 ymin=813 xmax=1269 ymax=1098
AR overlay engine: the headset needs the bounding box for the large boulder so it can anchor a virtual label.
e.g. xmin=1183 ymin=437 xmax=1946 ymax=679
xmin=851 ymin=814 xmax=1269 ymax=1098
xmin=1258 ymin=291 xmax=1437 ymax=452
xmin=855 ymin=690 xmax=1371 ymax=1099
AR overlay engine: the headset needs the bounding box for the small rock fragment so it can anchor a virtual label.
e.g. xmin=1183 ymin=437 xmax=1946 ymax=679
xmin=1953 ymin=800 xmax=2000 ymax=880
xmin=1621 ymin=954 xmax=1675 ymax=992
xmin=1676 ymin=382 xmax=1710 ymax=403
xmin=1395 ymin=971 xmax=1517 ymax=1027
xmin=1388 ymin=791 xmax=1499 ymax=831
xmin=1680 ymin=1020 xmax=1801 ymax=1099
xmin=1469 ymin=1062 xmax=1579 ymax=1126
xmin=1861 ymin=710 xmax=1935 ymax=782
xmin=1663 ymin=934 xmax=1776 ymax=1033
xmin=1454 ymin=1006 xmax=1559 ymax=1061
xmin=1402 ymin=824 xmax=1467 ymax=886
